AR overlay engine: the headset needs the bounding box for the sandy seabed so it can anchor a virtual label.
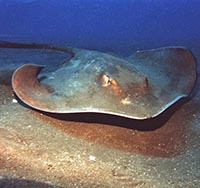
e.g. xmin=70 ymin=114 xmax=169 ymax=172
xmin=0 ymin=44 xmax=199 ymax=188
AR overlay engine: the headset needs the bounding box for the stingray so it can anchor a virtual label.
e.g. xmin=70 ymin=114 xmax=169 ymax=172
xmin=8 ymin=42 xmax=196 ymax=119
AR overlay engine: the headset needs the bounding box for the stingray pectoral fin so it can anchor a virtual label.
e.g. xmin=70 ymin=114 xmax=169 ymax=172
xmin=131 ymin=47 xmax=197 ymax=95
xmin=12 ymin=64 xmax=55 ymax=110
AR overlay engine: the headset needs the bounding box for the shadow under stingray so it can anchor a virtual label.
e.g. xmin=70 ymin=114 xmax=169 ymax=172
xmin=20 ymin=96 xmax=189 ymax=131
xmin=18 ymin=94 xmax=196 ymax=158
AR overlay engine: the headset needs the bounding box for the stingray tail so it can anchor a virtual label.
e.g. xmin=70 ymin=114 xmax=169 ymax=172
xmin=0 ymin=40 xmax=75 ymax=58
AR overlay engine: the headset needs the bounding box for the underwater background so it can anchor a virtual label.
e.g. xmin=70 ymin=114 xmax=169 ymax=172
xmin=0 ymin=0 xmax=200 ymax=55
xmin=0 ymin=1 xmax=200 ymax=188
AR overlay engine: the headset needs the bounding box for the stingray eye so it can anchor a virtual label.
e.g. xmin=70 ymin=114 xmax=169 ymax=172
xmin=100 ymin=74 xmax=111 ymax=87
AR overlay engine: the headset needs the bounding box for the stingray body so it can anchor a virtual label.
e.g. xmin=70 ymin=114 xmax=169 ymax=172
xmin=11 ymin=46 xmax=196 ymax=119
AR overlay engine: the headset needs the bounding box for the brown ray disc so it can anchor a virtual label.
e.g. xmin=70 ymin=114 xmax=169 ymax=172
xmin=12 ymin=47 xmax=196 ymax=119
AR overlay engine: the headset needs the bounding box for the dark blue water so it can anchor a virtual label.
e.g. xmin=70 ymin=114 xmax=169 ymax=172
xmin=0 ymin=0 xmax=200 ymax=54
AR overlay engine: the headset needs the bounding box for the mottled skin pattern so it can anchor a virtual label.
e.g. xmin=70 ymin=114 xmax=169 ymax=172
xmin=12 ymin=47 xmax=196 ymax=119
